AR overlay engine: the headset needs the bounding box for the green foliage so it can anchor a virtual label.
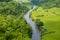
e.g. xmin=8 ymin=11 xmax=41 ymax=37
xmin=0 ymin=14 xmax=32 ymax=40
xmin=31 ymin=0 xmax=47 ymax=5
xmin=30 ymin=0 xmax=60 ymax=8
xmin=35 ymin=19 xmax=47 ymax=34
xmin=36 ymin=19 xmax=44 ymax=27
xmin=0 ymin=2 xmax=28 ymax=16
xmin=41 ymin=0 xmax=60 ymax=9
xmin=0 ymin=1 xmax=32 ymax=40
xmin=0 ymin=0 xmax=12 ymax=2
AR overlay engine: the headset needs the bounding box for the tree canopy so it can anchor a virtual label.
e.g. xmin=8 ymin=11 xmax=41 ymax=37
xmin=0 ymin=0 xmax=32 ymax=40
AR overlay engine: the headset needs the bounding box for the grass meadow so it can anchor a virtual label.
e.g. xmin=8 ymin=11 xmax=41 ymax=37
xmin=31 ymin=7 xmax=60 ymax=40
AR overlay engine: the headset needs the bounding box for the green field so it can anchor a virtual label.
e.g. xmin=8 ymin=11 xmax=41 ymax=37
xmin=20 ymin=0 xmax=29 ymax=2
xmin=14 ymin=0 xmax=29 ymax=2
xmin=31 ymin=7 xmax=60 ymax=40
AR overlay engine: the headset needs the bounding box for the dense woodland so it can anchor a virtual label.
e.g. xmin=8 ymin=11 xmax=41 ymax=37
xmin=0 ymin=0 xmax=32 ymax=40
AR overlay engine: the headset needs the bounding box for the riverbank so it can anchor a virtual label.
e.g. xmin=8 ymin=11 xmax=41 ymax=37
xmin=24 ymin=5 xmax=41 ymax=40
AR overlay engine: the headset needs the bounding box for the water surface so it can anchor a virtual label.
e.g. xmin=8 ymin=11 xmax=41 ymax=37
xmin=24 ymin=5 xmax=41 ymax=40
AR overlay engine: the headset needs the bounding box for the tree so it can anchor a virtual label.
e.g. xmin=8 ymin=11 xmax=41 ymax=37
xmin=31 ymin=0 xmax=47 ymax=5
xmin=36 ymin=19 xmax=44 ymax=27
xmin=0 ymin=0 xmax=12 ymax=2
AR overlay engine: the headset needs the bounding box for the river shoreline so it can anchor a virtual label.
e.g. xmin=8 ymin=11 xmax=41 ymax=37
xmin=24 ymin=5 xmax=41 ymax=40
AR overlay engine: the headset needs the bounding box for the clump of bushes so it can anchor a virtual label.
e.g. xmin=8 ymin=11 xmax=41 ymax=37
xmin=35 ymin=19 xmax=47 ymax=34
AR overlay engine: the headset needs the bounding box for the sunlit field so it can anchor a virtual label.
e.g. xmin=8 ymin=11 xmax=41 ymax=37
xmin=20 ymin=0 xmax=29 ymax=2
xmin=31 ymin=7 xmax=60 ymax=40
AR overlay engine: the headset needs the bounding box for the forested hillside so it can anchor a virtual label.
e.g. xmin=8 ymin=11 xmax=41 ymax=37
xmin=0 ymin=0 xmax=32 ymax=40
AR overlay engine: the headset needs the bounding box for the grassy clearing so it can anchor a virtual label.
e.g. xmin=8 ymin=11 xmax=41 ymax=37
xmin=31 ymin=7 xmax=60 ymax=40
xmin=14 ymin=0 xmax=29 ymax=2
xmin=19 ymin=0 xmax=29 ymax=2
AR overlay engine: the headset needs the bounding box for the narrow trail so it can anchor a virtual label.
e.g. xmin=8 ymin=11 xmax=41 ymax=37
xmin=24 ymin=5 xmax=41 ymax=40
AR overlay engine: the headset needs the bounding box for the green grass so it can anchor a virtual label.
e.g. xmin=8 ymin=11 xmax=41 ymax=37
xmin=14 ymin=0 xmax=29 ymax=2
xmin=20 ymin=0 xmax=29 ymax=2
xmin=31 ymin=7 xmax=60 ymax=40
xmin=18 ymin=0 xmax=30 ymax=3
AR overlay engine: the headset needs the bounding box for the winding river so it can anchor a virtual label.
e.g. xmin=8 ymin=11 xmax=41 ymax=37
xmin=24 ymin=5 xmax=41 ymax=40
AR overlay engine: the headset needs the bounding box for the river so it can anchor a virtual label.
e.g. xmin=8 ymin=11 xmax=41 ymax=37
xmin=24 ymin=5 xmax=41 ymax=40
